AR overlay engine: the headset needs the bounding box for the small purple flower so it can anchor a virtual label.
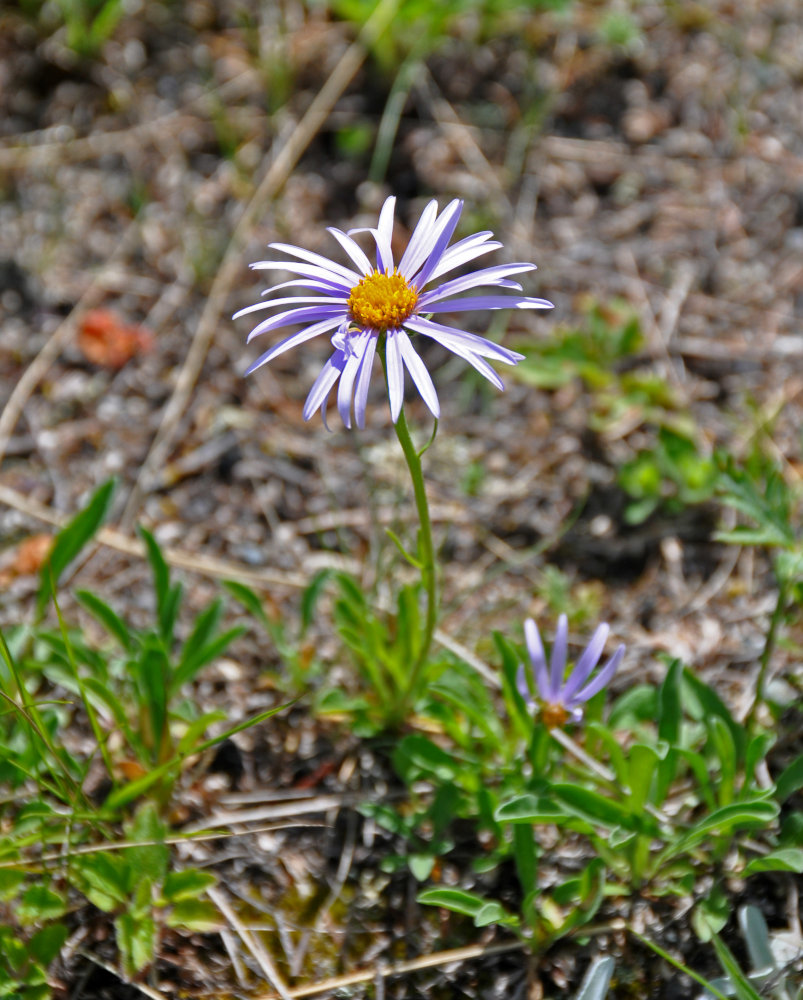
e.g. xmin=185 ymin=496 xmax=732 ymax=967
xmin=517 ymin=615 xmax=625 ymax=727
xmin=235 ymin=196 xmax=553 ymax=427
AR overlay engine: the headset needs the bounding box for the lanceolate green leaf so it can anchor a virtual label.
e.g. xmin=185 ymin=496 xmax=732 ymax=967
xmin=37 ymin=479 xmax=116 ymax=614
xmin=658 ymin=800 xmax=778 ymax=866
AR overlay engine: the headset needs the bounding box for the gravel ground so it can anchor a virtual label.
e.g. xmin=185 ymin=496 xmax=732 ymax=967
xmin=1 ymin=1 xmax=802 ymax=996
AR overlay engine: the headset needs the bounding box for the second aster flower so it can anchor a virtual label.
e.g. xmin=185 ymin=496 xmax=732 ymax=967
xmin=235 ymin=196 xmax=553 ymax=427
xmin=517 ymin=614 xmax=625 ymax=727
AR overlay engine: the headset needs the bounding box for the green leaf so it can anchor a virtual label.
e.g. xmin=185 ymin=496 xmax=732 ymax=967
xmin=162 ymin=869 xmax=216 ymax=903
xmin=586 ymin=722 xmax=629 ymax=788
xmin=692 ymin=885 xmax=730 ymax=941
xmin=575 ymin=956 xmax=615 ymax=1000
xmin=224 ymin=581 xmax=273 ymax=631
xmin=659 ymin=800 xmax=779 ymax=864
xmin=626 ymin=742 xmax=664 ymax=814
xmin=72 ymin=852 xmax=131 ymax=910
xmin=495 ymin=794 xmax=567 ymax=824
xmin=300 ymin=569 xmax=336 ymax=633
xmin=166 ymin=899 xmax=222 ymax=932
xmin=657 ymin=659 xmax=682 ymax=745
xmin=38 ymin=479 xmax=116 ymax=613
xmin=116 ymin=911 xmax=156 ymax=976
xmin=607 ymin=684 xmax=657 ymax=728
xmin=512 ymin=824 xmax=537 ymax=895
xmin=138 ymin=526 xmax=182 ymax=642
xmin=682 ymin=669 xmax=746 ymax=760
xmin=744 ymin=848 xmax=803 ymax=875
xmin=176 ymin=710 xmax=227 ymax=757
xmin=709 ymin=929 xmax=763 ymax=1000
xmin=104 ymin=701 xmax=292 ymax=811
xmin=29 ymin=922 xmax=69 ymax=967
xmin=392 ymin=734 xmax=457 ymax=782
xmin=125 ymin=803 xmax=169 ymax=885
xmin=174 ymin=598 xmax=223 ymax=676
xmin=408 ymin=854 xmax=435 ymax=882
xmin=16 ymin=885 xmax=66 ymax=925
xmin=708 ymin=716 xmax=737 ymax=805
xmin=172 ymin=626 xmax=246 ymax=693
xmin=552 ymin=784 xmax=641 ymax=832
xmin=76 ymin=589 xmax=133 ymax=651
xmin=0 ymin=869 xmax=25 ymax=902
xmin=743 ymin=733 xmax=773 ymax=793
xmin=416 ymin=888 xmax=519 ymax=928
xmin=775 ymin=753 xmax=803 ymax=802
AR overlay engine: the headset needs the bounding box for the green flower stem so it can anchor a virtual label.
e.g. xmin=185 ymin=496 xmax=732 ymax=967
xmin=392 ymin=402 xmax=438 ymax=714
xmin=747 ymin=573 xmax=788 ymax=731
xmin=379 ymin=340 xmax=438 ymax=719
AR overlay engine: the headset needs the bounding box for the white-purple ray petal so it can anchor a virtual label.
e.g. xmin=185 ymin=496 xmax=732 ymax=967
xmin=407 ymin=199 xmax=463 ymax=287
xmin=246 ymin=304 xmax=345 ymax=343
xmin=250 ymin=260 xmax=355 ymax=291
xmin=233 ymin=295 xmax=347 ymax=320
xmin=397 ymin=328 xmax=440 ymax=418
xmin=354 ymin=332 xmax=378 ymax=429
xmin=425 ymin=236 xmax=503 ymax=284
xmin=562 ymin=623 xmax=610 ymax=702
xmin=326 ymin=227 xmax=374 ymax=276
xmin=375 ymin=197 xmax=396 ymax=272
xmin=268 ymin=242 xmax=363 ymax=285
xmin=404 ymin=316 xmax=524 ymax=364
xmin=550 ymin=615 xmax=569 ymax=699
xmin=525 ymin=618 xmax=552 ymax=702
xmin=349 ymin=226 xmax=393 ymax=276
xmin=437 ymin=339 xmax=506 ymax=391
xmin=397 ymin=200 xmax=439 ymax=278
xmin=259 ymin=278 xmax=344 ymax=298
xmin=573 ymin=644 xmax=625 ymax=704
xmin=244 ymin=316 xmax=342 ymax=373
xmin=303 ymin=352 xmax=345 ymax=421
xmin=427 ymin=295 xmax=554 ymax=313
xmin=418 ymin=264 xmax=537 ymax=306
xmin=385 ymin=328 xmax=405 ymax=422
xmin=337 ymin=344 xmax=364 ymax=429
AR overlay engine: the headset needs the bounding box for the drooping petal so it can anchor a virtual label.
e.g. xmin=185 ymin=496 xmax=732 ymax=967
xmin=385 ymin=328 xmax=405 ymax=422
xmin=418 ymin=264 xmax=537 ymax=306
xmin=244 ymin=316 xmax=342 ymax=373
xmin=246 ymin=304 xmax=346 ymax=343
xmin=407 ymin=199 xmax=463 ymax=288
xmin=354 ymin=333 xmax=378 ymax=429
xmin=427 ymin=295 xmax=554 ymax=313
xmin=397 ymin=328 xmax=440 ymax=418
xmin=562 ymin=623 xmax=610 ymax=702
xmin=337 ymin=345 xmax=364 ymax=428
xmin=303 ymin=352 xmax=346 ymax=422
xmin=550 ymin=615 xmax=569 ymax=700
xmin=268 ymin=242 xmax=363 ymax=285
xmin=524 ymin=618 xmax=551 ymax=703
xmin=326 ymin=227 xmax=374 ymax=276
xmin=572 ymin=644 xmax=625 ymax=704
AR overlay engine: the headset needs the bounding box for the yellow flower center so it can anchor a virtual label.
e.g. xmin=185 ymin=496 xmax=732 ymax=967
xmin=347 ymin=269 xmax=418 ymax=331
xmin=541 ymin=703 xmax=570 ymax=729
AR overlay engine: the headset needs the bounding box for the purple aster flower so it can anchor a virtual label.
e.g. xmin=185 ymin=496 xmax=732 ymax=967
xmin=235 ymin=196 xmax=553 ymax=427
xmin=516 ymin=615 xmax=625 ymax=727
